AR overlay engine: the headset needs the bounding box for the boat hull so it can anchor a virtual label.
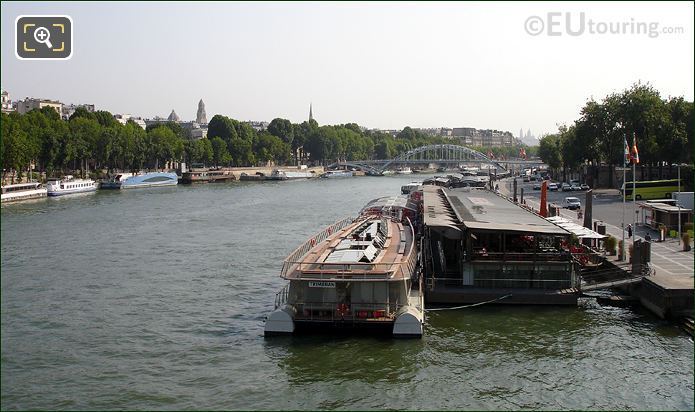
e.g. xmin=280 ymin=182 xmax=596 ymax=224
xmin=1 ymin=189 xmax=48 ymax=203
xmin=48 ymin=187 xmax=97 ymax=196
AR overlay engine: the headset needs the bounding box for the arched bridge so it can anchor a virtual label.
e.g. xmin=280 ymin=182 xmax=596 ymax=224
xmin=330 ymin=144 xmax=526 ymax=174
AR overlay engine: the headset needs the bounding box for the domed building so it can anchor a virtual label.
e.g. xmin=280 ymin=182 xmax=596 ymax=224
xmin=167 ymin=109 xmax=180 ymax=122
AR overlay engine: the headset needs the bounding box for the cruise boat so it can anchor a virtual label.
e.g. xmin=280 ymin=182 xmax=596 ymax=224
xmin=321 ymin=170 xmax=353 ymax=178
xmin=121 ymin=172 xmax=178 ymax=189
xmin=1 ymin=182 xmax=47 ymax=203
xmin=46 ymin=176 xmax=97 ymax=196
xmin=265 ymin=215 xmax=424 ymax=337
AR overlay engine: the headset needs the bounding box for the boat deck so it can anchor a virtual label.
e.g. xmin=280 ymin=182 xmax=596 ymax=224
xmin=282 ymin=216 xmax=415 ymax=281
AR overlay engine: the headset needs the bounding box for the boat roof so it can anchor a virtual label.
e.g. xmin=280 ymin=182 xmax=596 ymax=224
xmin=423 ymin=185 xmax=570 ymax=236
xmin=1 ymin=182 xmax=41 ymax=188
xmin=282 ymin=216 xmax=415 ymax=281
xmin=361 ymin=196 xmax=417 ymax=212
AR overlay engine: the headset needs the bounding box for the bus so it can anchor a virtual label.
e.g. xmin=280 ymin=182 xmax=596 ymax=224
xmin=621 ymin=179 xmax=681 ymax=200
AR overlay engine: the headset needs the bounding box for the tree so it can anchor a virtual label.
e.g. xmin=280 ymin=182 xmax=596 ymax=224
xmin=538 ymin=133 xmax=562 ymax=170
xmin=267 ymin=118 xmax=294 ymax=147
xmin=207 ymin=115 xmax=238 ymax=142
xmin=68 ymin=107 xmax=96 ymax=122
xmin=195 ymin=138 xmax=213 ymax=166
xmin=211 ymin=136 xmax=231 ymax=167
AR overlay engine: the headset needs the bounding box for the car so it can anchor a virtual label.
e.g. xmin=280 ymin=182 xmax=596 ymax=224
xmin=548 ymin=182 xmax=559 ymax=191
xmin=564 ymin=197 xmax=581 ymax=210
xmin=529 ymin=176 xmax=537 ymax=181
xmin=580 ymin=183 xmax=590 ymax=190
xmin=533 ymin=182 xmax=541 ymax=190
xmin=561 ymin=183 xmax=572 ymax=191
xmin=522 ymin=176 xmax=530 ymax=182
xmin=570 ymin=184 xmax=581 ymax=191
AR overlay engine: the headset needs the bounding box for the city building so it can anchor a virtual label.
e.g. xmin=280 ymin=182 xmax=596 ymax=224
xmin=61 ymin=103 xmax=95 ymax=120
xmin=1 ymin=90 xmax=14 ymax=113
xmin=114 ymin=114 xmax=146 ymax=129
xmin=246 ymin=121 xmax=269 ymax=132
xmin=16 ymin=97 xmax=62 ymax=115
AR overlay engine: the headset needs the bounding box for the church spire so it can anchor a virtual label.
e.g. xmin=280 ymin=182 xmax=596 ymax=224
xmin=309 ymin=103 xmax=313 ymax=122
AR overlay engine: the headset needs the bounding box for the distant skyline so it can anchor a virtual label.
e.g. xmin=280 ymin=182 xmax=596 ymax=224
xmin=1 ymin=1 xmax=693 ymax=137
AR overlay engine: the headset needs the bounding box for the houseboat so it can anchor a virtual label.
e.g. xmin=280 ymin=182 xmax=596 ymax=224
xmin=321 ymin=170 xmax=354 ymax=178
xmin=180 ymin=170 xmax=236 ymax=184
xmin=421 ymin=185 xmax=579 ymax=305
xmin=1 ymin=182 xmax=47 ymax=203
xmin=46 ymin=176 xmax=97 ymax=196
xmin=265 ymin=215 xmax=424 ymax=337
xmin=121 ymin=172 xmax=178 ymax=189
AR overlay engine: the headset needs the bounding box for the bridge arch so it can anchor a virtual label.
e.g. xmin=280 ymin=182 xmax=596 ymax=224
xmin=379 ymin=144 xmax=506 ymax=172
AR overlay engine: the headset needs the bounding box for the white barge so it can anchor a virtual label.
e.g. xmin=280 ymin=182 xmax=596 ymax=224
xmin=265 ymin=215 xmax=424 ymax=337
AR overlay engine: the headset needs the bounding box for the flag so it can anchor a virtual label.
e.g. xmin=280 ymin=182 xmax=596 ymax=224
xmin=624 ymin=135 xmax=631 ymax=166
xmin=632 ymin=133 xmax=640 ymax=164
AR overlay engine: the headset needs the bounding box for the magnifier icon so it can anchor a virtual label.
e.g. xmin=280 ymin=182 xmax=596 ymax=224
xmin=34 ymin=27 xmax=53 ymax=49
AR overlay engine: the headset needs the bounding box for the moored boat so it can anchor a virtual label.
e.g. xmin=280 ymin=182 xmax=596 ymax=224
xmin=99 ymin=173 xmax=135 ymax=189
xmin=1 ymin=182 xmax=47 ymax=203
xmin=46 ymin=176 xmax=97 ymax=196
xmin=268 ymin=169 xmax=315 ymax=180
xmin=395 ymin=167 xmax=412 ymax=175
xmin=321 ymin=170 xmax=353 ymax=178
xmin=181 ymin=170 xmax=236 ymax=184
xmin=401 ymin=181 xmax=421 ymax=195
xmin=265 ymin=215 xmax=424 ymax=337
xmin=121 ymin=172 xmax=178 ymax=189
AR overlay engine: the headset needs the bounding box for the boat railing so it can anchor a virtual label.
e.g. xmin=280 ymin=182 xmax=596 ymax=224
xmin=274 ymin=284 xmax=290 ymax=310
xmin=292 ymin=300 xmax=409 ymax=322
xmin=281 ymin=216 xmax=358 ymax=276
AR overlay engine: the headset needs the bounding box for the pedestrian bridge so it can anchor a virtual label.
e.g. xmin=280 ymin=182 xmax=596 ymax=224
xmin=328 ymin=144 xmax=541 ymax=174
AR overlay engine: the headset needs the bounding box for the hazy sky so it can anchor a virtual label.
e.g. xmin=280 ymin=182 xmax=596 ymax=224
xmin=1 ymin=1 xmax=693 ymax=137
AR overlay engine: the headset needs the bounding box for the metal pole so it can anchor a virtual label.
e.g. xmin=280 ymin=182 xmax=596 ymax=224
xmin=678 ymin=164 xmax=681 ymax=245
xmin=621 ymin=165 xmax=626 ymax=261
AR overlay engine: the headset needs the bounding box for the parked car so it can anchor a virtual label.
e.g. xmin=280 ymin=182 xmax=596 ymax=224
xmin=564 ymin=197 xmax=581 ymax=210
xmin=548 ymin=182 xmax=559 ymax=191
xmin=580 ymin=183 xmax=590 ymax=190
xmin=570 ymin=184 xmax=582 ymax=191
xmin=523 ymin=176 xmax=530 ymax=182
xmin=533 ymin=182 xmax=541 ymax=190
xmin=561 ymin=183 xmax=572 ymax=191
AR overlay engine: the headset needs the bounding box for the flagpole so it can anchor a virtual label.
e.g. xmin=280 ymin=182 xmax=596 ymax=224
xmin=622 ymin=163 xmax=626 ymax=261
xmin=632 ymin=132 xmax=637 ymax=247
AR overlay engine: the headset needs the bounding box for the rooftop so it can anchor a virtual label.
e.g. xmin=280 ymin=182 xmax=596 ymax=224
xmin=424 ymin=185 xmax=570 ymax=235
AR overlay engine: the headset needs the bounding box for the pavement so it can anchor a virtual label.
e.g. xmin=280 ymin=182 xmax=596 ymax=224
xmin=500 ymin=178 xmax=694 ymax=285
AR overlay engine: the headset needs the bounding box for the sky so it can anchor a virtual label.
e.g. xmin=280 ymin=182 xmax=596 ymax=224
xmin=1 ymin=1 xmax=693 ymax=139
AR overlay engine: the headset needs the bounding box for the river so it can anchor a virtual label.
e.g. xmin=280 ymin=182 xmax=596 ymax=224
xmin=1 ymin=176 xmax=693 ymax=410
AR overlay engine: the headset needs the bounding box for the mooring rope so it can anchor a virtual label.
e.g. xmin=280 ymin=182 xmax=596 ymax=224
xmin=425 ymin=294 xmax=513 ymax=311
